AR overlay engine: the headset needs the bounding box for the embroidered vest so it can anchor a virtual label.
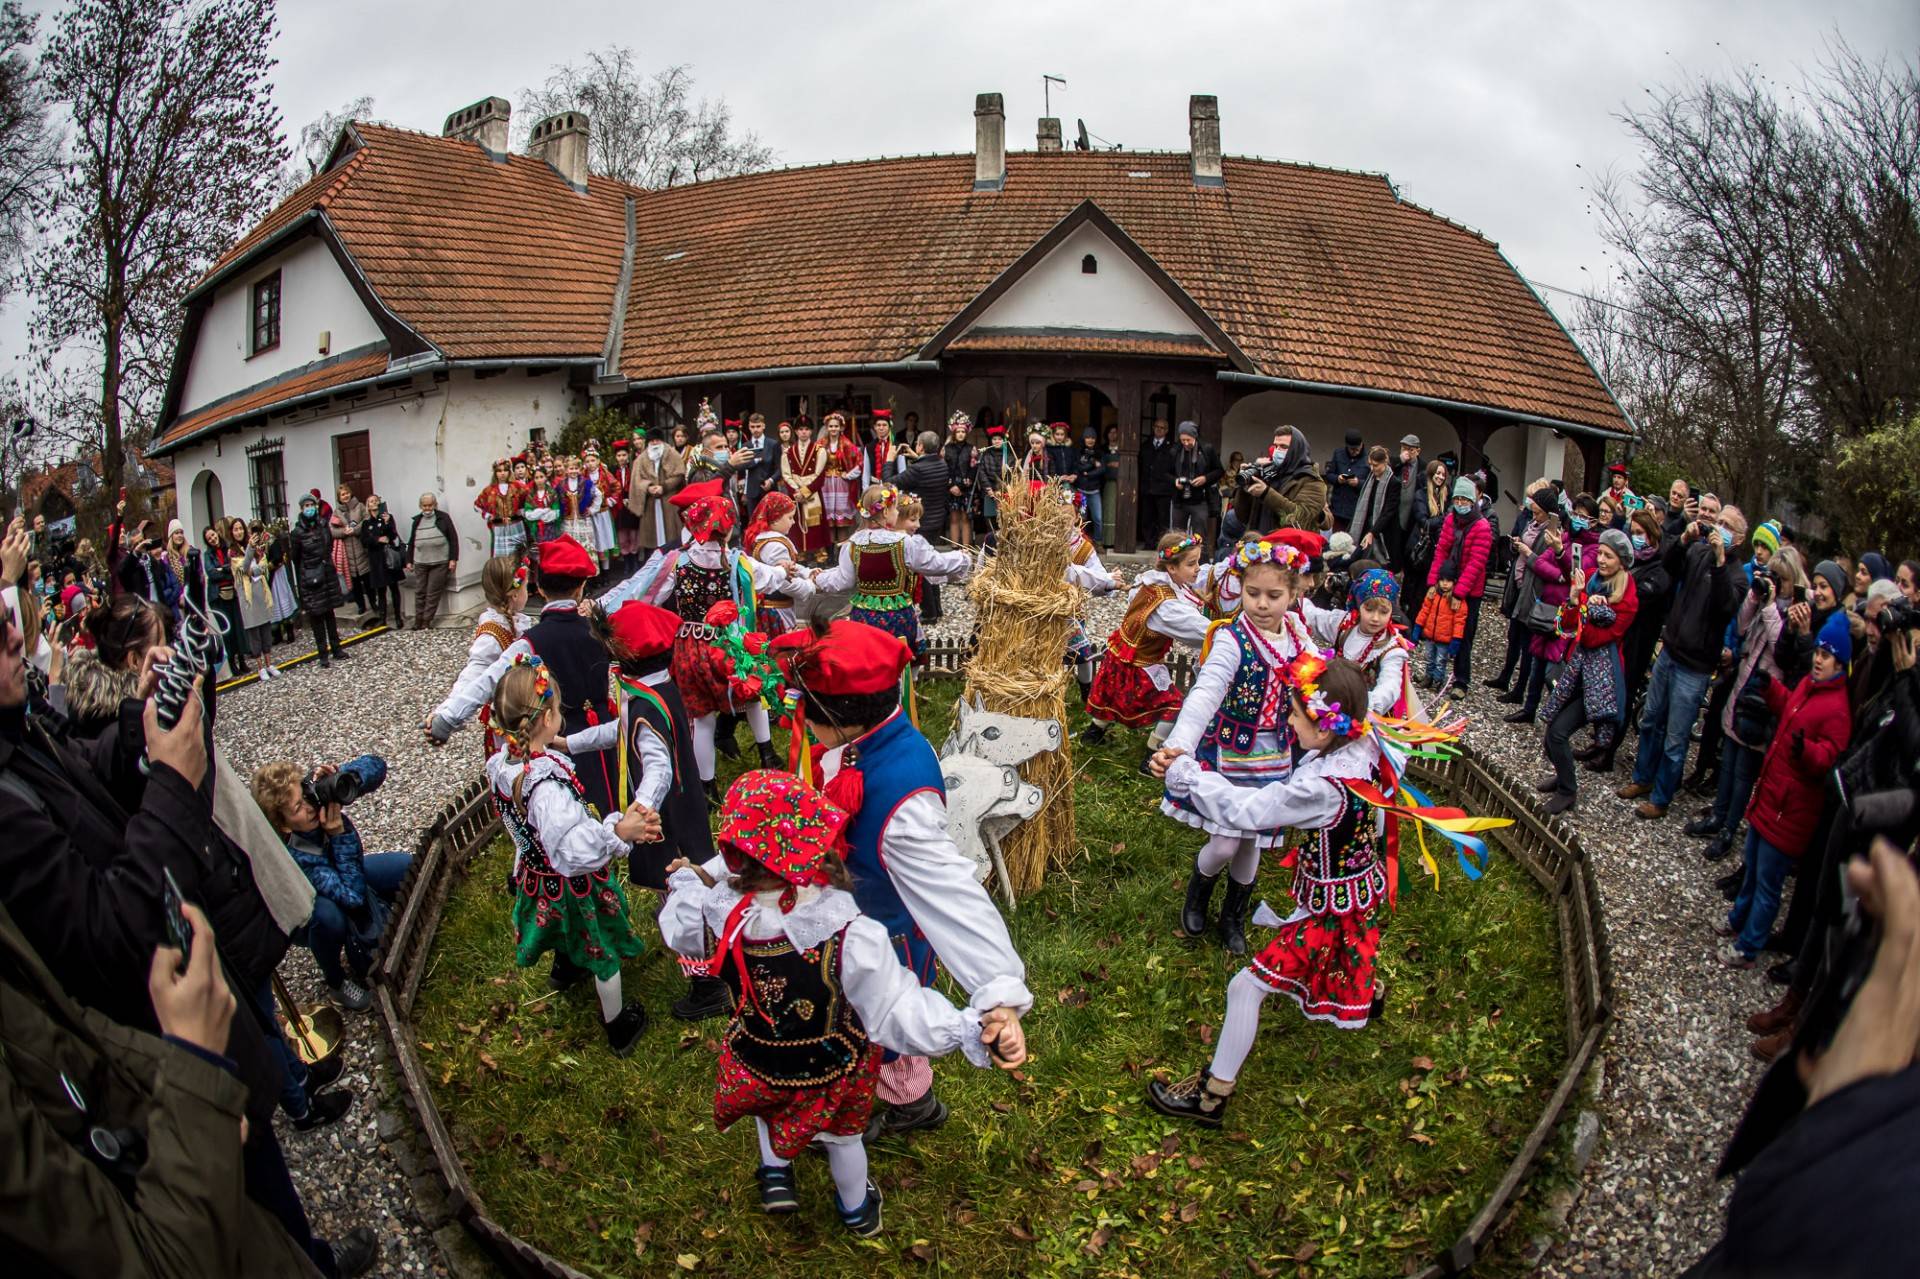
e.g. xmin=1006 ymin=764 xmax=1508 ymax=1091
xmin=1292 ymin=787 xmax=1385 ymax=917
xmin=1209 ymin=620 xmax=1284 ymax=754
xmin=841 ymin=712 xmax=948 ymax=982
xmin=718 ymin=924 xmax=869 ymax=1088
xmin=853 ymin=539 xmax=911 ymax=609
xmin=673 ymin=558 xmax=733 ymax=627
xmin=1108 ymin=584 xmax=1177 ymax=667
xmin=497 ymin=768 xmax=610 ymax=900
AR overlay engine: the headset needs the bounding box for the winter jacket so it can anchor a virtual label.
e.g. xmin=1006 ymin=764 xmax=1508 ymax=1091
xmin=1073 ymin=445 xmax=1112 ymax=492
xmin=0 ymin=899 xmax=322 ymax=1278
xmin=1170 ymin=443 xmax=1224 ymax=513
xmin=1573 ymin=574 xmax=1639 ymax=649
xmin=1234 ymin=428 xmax=1329 ymax=534
xmin=1659 ymin=536 xmax=1742 ymax=674
xmin=1414 ymin=592 xmax=1468 ymax=644
xmin=403 ymin=509 xmax=459 ymax=570
xmin=1721 ymin=592 xmax=1788 ymax=748
xmin=1426 ymin=511 xmax=1494 ymax=599
xmin=898 ymin=452 xmax=951 ymax=535
xmin=286 ymin=514 xmax=343 ymax=614
xmin=942 ymin=441 xmax=978 ymax=501
xmin=361 ymin=509 xmax=403 ymax=586
xmin=1624 ymin=549 xmax=1673 ymax=695
xmin=330 ymin=497 xmax=370 ymax=577
xmin=1322 ymin=445 xmax=1371 ymax=521
xmin=1745 ymin=674 xmax=1852 ymax=856
xmin=285 ymin=819 xmax=373 ymax=910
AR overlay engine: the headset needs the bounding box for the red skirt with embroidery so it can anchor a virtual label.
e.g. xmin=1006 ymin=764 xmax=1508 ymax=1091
xmin=1246 ymin=904 xmax=1380 ymax=1029
xmin=713 ymin=1042 xmax=886 ymax=1159
xmin=671 ymin=633 xmax=737 ymax=719
xmin=1085 ymin=657 xmax=1183 ymax=727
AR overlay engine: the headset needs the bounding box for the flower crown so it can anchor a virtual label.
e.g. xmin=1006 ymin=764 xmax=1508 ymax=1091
xmin=860 ymin=486 xmax=900 ymax=519
xmin=1230 ymin=539 xmax=1309 ymax=576
xmin=947 ymin=409 xmax=972 ymax=430
xmin=512 ymin=562 xmax=529 ymax=587
xmin=1161 ymin=532 xmax=1204 ymax=563
xmin=503 ymin=653 xmax=555 ymax=755
xmin=1285 ymin=650 xmax=1355 ymax=738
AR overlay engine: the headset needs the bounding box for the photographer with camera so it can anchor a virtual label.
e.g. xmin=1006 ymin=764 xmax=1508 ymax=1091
xmin=251 ymin=756 xmax=411 ymax=1012
xmin=114 ymin=519 xmax=183 ymax=631
xmin=1231 ymin=425 xmax=1327 ymax=539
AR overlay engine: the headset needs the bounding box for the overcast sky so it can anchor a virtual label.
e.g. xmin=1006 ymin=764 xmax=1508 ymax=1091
xmin=4 ymin=0 xmax=1916 ymax=385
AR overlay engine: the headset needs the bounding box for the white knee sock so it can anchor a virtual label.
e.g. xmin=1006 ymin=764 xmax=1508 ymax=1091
xmin=1208 ymin=968 xmax=1272 ymax=1083
xmin=745 ymin=703 xmax=771 ymax=745
xmin=1228 ymin=839 xmax=1262 ymax=885
xmin=692 ymin=715 xmax=717 ymax=782
xmin=594 ymin=973 xmax=624 ymax=1022
xmin=1194 ymin=833 xmax=1242 ymax=878
xmin=1148 ymin=720 xmax=1172 ymax=748
xmin=818 ymin=1133 xmax=870 ymax=1209
xmin=754 ymin=1119 xmax=789 ymax=1168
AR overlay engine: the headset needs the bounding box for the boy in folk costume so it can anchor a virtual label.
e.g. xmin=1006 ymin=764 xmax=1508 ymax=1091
xmin=862 ymin=409 xmax=903 ymax=487
xmin=812 ymin=484 xmax=973 ymax=657
xmin=1062 ymin=489 xmax=1127 ymax=705
xmin=486 ymin=656 xmax=659 ymax=1055
xmin=1157 ymin=540 xmax=1319 ymax=954
xmin=819 ymin=413 xmax=861 ymax=547
xmin=584 ymin=444 xmax=620 ymax=569
xmin=742 ymin=491 xmax=804 ymax=636
xmin=1149 ymin=654 xmax=1506 ymax=1125
xmin=768 ymin=620 xmax=1032 ymax=1139
xmin=473 ymin=458 xmax=527 ymax=558
xmin=659 ymin=771 xmax=1021 ymax=1234
xmin=1083 ymin=531 xmax=1214 ymax=768
xmin=647 ymin=480 xmax=814 ymax=794
xmin=781 ymin=420 xmax=829 ymax=561
xmin=436 ymin=555 xmax=535 ymax=762
xmin=558 ymin=457 xmax=598 ymax=556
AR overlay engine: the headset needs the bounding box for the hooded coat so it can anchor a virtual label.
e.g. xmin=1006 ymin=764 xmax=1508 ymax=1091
xmin=1745 ymin=673 xmax=1851 ymax=855
xmin=287 ymin=510 xmax=343 ymax=614
xmin=1233 ymin=427 xmax=1329 ymax=534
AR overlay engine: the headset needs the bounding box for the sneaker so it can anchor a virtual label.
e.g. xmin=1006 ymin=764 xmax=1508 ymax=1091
xmin=331 ymin=1226 xmax=380 ymax=1278
xmin=755 ymin=1163 xmax=800 ymax=1214
xmin=671 ymin=975 xmax=733 ymax=1022
xmin=291 ymin=1086 xmax=355 ymax=1133
xmin=327 ymin=979 xmax=373 ymax=1012
xmin=1711 ymin=920 xmax=1737 ymax=939
xmin=603 ymin=1003 xmax=649 ymax=1057
xmin=1147 ymin=1067 xmax=1236 ymax=1128
xmin=1719 ymin=942 xmax=1756 ymax=970
xmin=837 ymin=1181 xmax=884 ymax=1238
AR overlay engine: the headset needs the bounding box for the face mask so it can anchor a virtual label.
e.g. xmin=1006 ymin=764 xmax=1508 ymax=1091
xmin=299 ymin=505 xmax=317 ymax=519
xmin=1718 ymin=527 xmax=1735 ymax=548
xmin=1570 ymin=515 xmax=1591 ymax=533
xmin=1272 ymin=448 xmax=1288 ymax=463
xmin=1630 ymin=533 xmax=1649 ymax=552
xmin=1452 ymin=501 xmax=1472 ymax=517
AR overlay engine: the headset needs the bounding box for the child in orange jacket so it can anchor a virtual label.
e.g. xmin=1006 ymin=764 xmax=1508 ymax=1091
xmin=1411 ymin=579 xmax=1467 ymax=691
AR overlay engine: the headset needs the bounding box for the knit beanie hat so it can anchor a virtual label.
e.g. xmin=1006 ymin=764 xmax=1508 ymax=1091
xmin=1176 ymin=420 xmax=1198 ymax=440
xmin=1751 ymin=520 xmax=1781 ymax=556
xmin=1816 ymin=609 xmax=1853 ymax=666
xmin=1598 ymin=528 xmax=1634 ymax=565
xmin=1812 ymin=560 xmax=1848 ymax=601
xmin=1450 ymin=477 xmax=1478 ymax=501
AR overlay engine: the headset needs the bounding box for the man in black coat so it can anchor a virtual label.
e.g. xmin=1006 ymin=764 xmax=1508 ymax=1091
xmin=741 ymin=413 xmax=783 ymax=513
xmin=1323 ymin=429 xmax=1370 ymax=526
xmin=1140 ymin=418 xmax=1175 ymax=543
xmin=1167 ymin=420 xmax=1223 ymax=538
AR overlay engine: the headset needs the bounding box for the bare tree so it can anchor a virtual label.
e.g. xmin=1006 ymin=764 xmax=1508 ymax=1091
xmin=0 ymin=1 xmax=56 ymax=282
xmin=29 ymin=0 xmax=286 ymax=501
xmin=273 ymin=93 xmax=377 ymax=201
xmin=521 ymin=52 xmax=773 ymax=188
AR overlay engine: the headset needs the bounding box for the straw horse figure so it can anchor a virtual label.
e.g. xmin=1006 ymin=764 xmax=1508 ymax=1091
xmin=938 ymin=695 xmax=1062 ymax=907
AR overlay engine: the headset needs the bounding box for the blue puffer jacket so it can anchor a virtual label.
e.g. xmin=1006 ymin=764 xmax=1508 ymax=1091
xmin=287 ymin=818 xmax=370 ymax=908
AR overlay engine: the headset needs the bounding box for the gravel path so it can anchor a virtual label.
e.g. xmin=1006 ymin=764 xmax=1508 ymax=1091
xmin=216 ymin=576 xmax=1755 ymax=1277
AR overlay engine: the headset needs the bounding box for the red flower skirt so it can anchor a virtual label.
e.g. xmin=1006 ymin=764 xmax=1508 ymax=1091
xmin=671 ymin=634 xmax=737 ymax=719
xmin=1085 ymin=658 xmax=1183 ymax=728
xmin=713 ymin=1042 xmax=887 ymax=1159
xmin=1246 ymin=904 xmax=1380 ymax=1029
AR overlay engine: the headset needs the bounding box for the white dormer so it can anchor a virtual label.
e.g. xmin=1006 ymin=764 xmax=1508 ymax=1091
xmin=968 ymin=221 xmax=1210 ymax=339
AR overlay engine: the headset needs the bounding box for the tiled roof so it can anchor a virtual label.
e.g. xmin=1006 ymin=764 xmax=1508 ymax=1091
xmin=158 ymin=350 xmax=392 ymax=449
xmin=946 ymin=330 xmax=1225 ymax=359
xmin=192 ymin=127 xmax=1627 ymax=437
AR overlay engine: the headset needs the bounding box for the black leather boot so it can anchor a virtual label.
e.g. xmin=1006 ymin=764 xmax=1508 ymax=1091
xmin=1180 ymin=865 xmax=1220 ymax=938
xmin=757 ymin=741 xmax=783 ymax=771
xmin=714 ymin=713 xmax=741 ymax=760
xmin=1217 ymin=877 xmax=1256 ymax=957
xmin=1148 ymin=1067 xmax=1235 ymax=1128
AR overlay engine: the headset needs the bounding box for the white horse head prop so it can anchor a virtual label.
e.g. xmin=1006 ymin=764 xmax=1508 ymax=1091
xmin=944 ymin=694 xmax=1062 ymax=767
xmin=938 ymin=697 xmax=1061 ymax=905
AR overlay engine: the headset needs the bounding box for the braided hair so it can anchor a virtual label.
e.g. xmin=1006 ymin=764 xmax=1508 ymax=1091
xmin=491 ymin=661 xmax=556 ymax=807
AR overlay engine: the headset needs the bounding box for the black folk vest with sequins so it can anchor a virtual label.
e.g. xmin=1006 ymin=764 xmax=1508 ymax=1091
xmin=719 ymin=927 xmax=870 ymax=1088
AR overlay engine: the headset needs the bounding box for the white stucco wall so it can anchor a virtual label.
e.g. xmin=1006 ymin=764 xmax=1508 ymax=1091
xmin=169 ymin=369 xmax=581 ymax=615
xmin=178 ymin=236 xmax=387 ymax=417
xmin=969 ymin=223 xmax=1207 ymax=336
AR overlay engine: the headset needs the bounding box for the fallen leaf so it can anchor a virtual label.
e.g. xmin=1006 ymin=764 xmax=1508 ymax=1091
xmin=1129 ymin=1152 xmax=1161 ymax=1177
xmin=1007 ymin=1221 xmax=1037 ymax=1242
xmin=1410 ymin=1056 xmax=1435 ymax=1072
xmin=1056 ymin=986 xmax=1091 ymax=1007
xmin=1179 ymin=1201 xmax=1201 ymax=1222
xmin=954 ymin=1207 xmax=978 ymax=1225
xmin=1160 ymin=1133 xmax=1181 ymax=1155
xmin=1406 ymin=1132 xmax=1435 ymax=1145
xmin=1084 ymin=1225 xmax=1113 ymax=1255
xmin=1186 ymin=1153 xmax=1208 ymax=1170
xmin=1294 ymin=1242 xmax=1319 ymax=1262
xmin=991 ymin=1100 xmax=1013 ymax=1114
xmin=675 ymin=1254 xmax=700 ymax=1271
xmin=481 ymin=1124 xmax=508 ymax=1150
xmin=633 ymin=1222 xmax=654 ymax=1258
xmin=477 ymin=1051 xmax=499 ymax=1073
xmin=1225 ymin=1131 xmax=1252 ymax=1144
xmin=904 ymin=1241 xmax=934 ymax=1263
xmin=1073 ymin=1178 xmax=1099 ymax=1196
xmin=1447 ymin=1065 xmax=1470 ymax=1084
xmin=1110 ymin=842 xmax=1127 ymax=854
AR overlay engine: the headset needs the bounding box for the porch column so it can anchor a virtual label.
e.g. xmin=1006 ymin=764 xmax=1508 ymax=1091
xmin=1576 ymin=434 xmax=1605 ymax=494
xmin=1115 ymin=378 xmax=1143 ymax=553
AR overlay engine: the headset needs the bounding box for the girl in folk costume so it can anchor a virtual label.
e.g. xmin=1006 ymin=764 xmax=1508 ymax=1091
xmin=1304 ymin=567 xmax=1415 ymax=718
xmin=812 ymin=484 xmax=974 ymax=658
xmin=485 ymin=656 xmax=657 ymax=1055
xmin=584 ymin=444 xmax=620 ymax=569
xmin=1149 ymin=654 xmax=1508 ymax=1126
xmin=819 ymin=413 xmax=861 ymax=546
xmin=862 ymin=409 xmax=904 ymax=487
xmin=659 ymin=772 xmax=1019 ymax=1235
xmin=1062 ymin=490 xmax=1127 ymax=705
xmin=742 ymin=492 xmax=804 ymax=637
xmin=974 ymin=421 xmax=1018 ymax=537
xmin=1158 ymin=539 xmax=1319 ymax=954
xmin=438 ymin=555 xmax=534 ymax=762
xmin=781 ymin=420 xmax=830 ymax=560
xmin=648 ymin=480 xmax=814 ymax=792
xmin=520 ymin=468 xmax=562 ymax=555
xmin=610 ymin=440 xmax=642 ymax=571
xmin=558 ymin=457 xmax=598 ymax=556
xmin=1082 ymin=531 xmax=1214 ymax=764
xmin=474 ymin=458 xmax=528 ymax=558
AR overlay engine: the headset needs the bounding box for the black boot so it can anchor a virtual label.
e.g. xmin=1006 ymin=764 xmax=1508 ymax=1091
xmin=1147 ymin=1067 xmax=1235 ymax=1128
xmin=1180 ymin=865 xmax=1220 ymax=938
xmin=672 ymin=975 xmax=733 ymax=1021
xmin=1585 ymin=740 xmax=1620 ymax=773
xmin=1081 ymin=722 xmax=1108 ymax=746
xmin=549 ymin=955 xmax=592 ymax=993
xmin=705 ymin=779 xmax=723 ymax=810
xmin=1718 ymin=865 xmax=1745 ymax=899
xmin=602 ymin=1003 xmax=648 ymax=1057
xmin=756 ymin=741 xmax=782 ymax=771
xmin=1703 ymin=830 xmax=1737 ymax=863
xmin=864 ymin=1089 xmax=949 ymax=1141
xmin=1077 ymin=679 xmax=1093 ymax=708
xmin=1217 ymin=877 xmax=1255 ymax=957
xmin=1684 ymin=814 xmax=1721 ymax=838
xmin=714 ymin=713 xmax=742 ymax=760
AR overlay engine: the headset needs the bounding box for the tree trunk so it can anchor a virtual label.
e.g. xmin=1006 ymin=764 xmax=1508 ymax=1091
xmin=101 ymin=309 xmax=124 ymax=501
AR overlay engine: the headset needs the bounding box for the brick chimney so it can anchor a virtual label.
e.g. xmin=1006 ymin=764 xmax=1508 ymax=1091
xmin=974 ymin=93 xmax=1005 ymax=191
xmin=528 ymin=111 xmax=591 ymax=192
xmin=443 ymin=96 xmax=510 ymax=158
xmin=1037 ymin=117 xmax=1063 ymax=152
xmin=1189 ymin=94 xmax=1223 ymax=187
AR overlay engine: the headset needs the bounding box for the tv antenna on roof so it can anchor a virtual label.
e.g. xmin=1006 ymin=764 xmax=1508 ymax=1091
xmin=1043 ymin=74 xmax=1065 ymax=116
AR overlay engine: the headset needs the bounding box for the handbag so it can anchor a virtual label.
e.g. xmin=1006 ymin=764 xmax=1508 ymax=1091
xmin=384 ymin=543 xmax=406 ymax=575
xmin=1523 ymin=590 xmax=1560 ymax=633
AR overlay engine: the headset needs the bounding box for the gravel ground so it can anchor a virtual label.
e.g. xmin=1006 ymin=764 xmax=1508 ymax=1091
xmin=215 ymin=574 xmax=1757 ymax=1277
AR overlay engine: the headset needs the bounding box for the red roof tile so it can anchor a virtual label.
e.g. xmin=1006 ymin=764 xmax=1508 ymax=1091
xmin=158 ymin=351 xmax=392 ymax=449
xmin=947 ymin=331 xmax=1225 ymax=359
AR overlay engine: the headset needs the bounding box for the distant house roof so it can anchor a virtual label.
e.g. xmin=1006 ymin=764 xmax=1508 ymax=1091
xmin=156 ymin=120 xmax=1629 ymax=453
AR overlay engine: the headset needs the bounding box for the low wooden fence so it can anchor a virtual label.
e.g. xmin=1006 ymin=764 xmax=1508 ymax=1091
xmin=372 ymin=643 xmax=1611 ymax=1278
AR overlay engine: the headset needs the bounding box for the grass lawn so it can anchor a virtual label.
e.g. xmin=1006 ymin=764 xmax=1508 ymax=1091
xmin=412 ymin=684 xmax=1566 ymax=1277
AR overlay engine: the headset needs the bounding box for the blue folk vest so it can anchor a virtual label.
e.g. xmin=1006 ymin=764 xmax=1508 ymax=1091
xmin=840 ymin=711 xmax=947 ymax=984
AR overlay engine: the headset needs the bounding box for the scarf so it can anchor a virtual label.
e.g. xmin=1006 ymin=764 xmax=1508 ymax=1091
xmin=1349 ymin=470 xmax=1388 ymax=539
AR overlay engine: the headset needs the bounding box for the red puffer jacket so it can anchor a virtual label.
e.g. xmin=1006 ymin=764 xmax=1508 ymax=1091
xmin=1424 ymin=512 xmax=1493 ymax=598
xmin=1745 ymin=674 xmax=1852 ymax=856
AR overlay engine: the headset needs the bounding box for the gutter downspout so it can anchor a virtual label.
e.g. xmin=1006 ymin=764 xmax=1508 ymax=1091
xmin=599 ymin=197 xmax=638 ymax=389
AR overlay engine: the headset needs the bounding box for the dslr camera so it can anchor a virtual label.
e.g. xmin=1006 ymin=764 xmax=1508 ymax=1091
xmin=1877 ymin=599 xmax=1920 ymax=635
xmin=303 ymin=753 xmax=388 ymax=809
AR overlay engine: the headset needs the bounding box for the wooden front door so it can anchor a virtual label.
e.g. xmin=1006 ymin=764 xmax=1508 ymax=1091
xmin=334 ymin=431 xmax=372 ymax=501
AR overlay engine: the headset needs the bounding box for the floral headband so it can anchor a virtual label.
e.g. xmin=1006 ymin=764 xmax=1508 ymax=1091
xmin=1348 ymin=567 xmax=1399 ymax=606
xmin=947 ymin=409 xmax=972 ymax=430
xmin=1285 ymin=650 xmax=1355 ymax=738
xmin=1161 ymin=532 xmax=1204 ymax=563
xmin=1230 ymin=538 xmax=1309 ymax=576
xmin=503 ymin=652 xmax=555 ymax=756
xmin=860 ymin=486 xmax=901 ymax=519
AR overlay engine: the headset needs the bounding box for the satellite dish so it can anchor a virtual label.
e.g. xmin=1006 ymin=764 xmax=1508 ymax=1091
xmin=1074 ymin=119 xmax=1090 ymax=152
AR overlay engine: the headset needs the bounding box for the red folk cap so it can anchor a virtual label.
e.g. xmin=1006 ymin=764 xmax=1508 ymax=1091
xmin=1269 ymin=528 xmax=1327 ymax=563
xmin=670 ymin=478 xmax=736 ymax=541
xmin=606 ymin=600 xmax=679 ymax=660
xmin=769 ymin=620 xmax=910 ymax=696
xmin=537 ymin=534 xmax=597 ymax=579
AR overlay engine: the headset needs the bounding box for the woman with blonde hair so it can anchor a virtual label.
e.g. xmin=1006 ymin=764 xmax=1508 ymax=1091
xmin=1535 ymin=527 xmax=1640 ymax=814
